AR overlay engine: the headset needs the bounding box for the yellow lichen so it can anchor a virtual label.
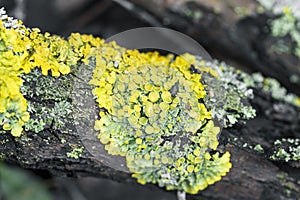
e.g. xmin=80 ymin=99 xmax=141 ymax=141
xmin=0 ymin=14 xmax=232 ymax=195
xmin=0 ymin=15 xmax=123 ymax=136
xmin=89 ymin=46 xmax=231 ymax=193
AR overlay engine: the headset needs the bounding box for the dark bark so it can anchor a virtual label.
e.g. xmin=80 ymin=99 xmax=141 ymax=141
xmin=120 ymin=0 xmax=300 ymax=96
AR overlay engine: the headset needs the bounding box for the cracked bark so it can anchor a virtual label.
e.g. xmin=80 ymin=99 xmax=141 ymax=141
xmin=119 ymin=0 xmax=300 ymax=96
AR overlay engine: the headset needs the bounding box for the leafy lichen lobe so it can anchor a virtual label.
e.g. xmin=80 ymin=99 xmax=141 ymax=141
xmin=90 ymin=50 xmax=232 ymax=193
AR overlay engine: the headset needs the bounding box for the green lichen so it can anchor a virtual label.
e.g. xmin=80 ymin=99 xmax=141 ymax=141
xmin=240 ymin=71 xmax=300 ymax=107
xmin=270 ymin=39 xmax=292 ymax=55
xmin=0 ymin=153 xmax=5 ymax=159
xmin=257 ymin=1 xmax=300 ymax=75
xmin=270 ymin=138 xmax=300 ymax=162
xmin=276 ymin=173 xmax=300 ymax=198
xmin=234 ymin=7 xmax=251 ymax=17
xmin=256 ymin=0 xmax=275 ymax=10
xmin=254 ymin=144 xmax=264 ymax=153
xmin=20 ymin=69 xmax=75 ymax=134
xmin=276 ymin=172 xmax=286 ymax=180
xmin=0 ymin=138 xmax=9 ymax=144
xmin=271 ymin=8 xmax=300 ymax=60
xmin=284 ymin=189 xmax=292 ymax=197
xmin=61 ymin=138 xmax=66 ymax=144
xmin=66 ymin=145 xmax=84 ymax=159
xmin=183 ymin=8 xmax=203 ymax=22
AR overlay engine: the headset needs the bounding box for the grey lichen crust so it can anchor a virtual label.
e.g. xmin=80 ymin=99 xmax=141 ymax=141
xmin=20 ymin=68 xmax=75 ymax=134
xmin=201 ymin=59 xmax=256 ymax=127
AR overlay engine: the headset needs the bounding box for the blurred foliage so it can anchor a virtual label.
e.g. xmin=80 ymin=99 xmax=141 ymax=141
xmin=257 ymin=0 xmax=300 ymax=77
xmin=0 ymin=162 xmax=52 ymax=200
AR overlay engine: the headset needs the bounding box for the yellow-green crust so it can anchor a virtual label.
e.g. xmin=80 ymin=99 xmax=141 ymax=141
xmin=0 ymin=15 xmax=231 ymax=194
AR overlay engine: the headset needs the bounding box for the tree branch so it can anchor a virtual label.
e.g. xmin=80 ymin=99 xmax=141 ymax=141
xmin=1 ymin=63 xmax=299 ymax=200
xmin=125 ymin=0 xmax=300 ymax=95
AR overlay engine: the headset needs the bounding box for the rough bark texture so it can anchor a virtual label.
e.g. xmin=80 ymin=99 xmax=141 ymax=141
xmin=1 ymin=0 xmax=300 ymax=200
xmin=121 ymin=0 xmax=300 ymax=96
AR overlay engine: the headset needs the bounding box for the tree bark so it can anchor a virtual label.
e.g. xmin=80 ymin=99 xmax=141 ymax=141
xmin=116 ymin=0 xmax=300 ymax=96
xmin=0 ymin=60 xmax=299 ymax=200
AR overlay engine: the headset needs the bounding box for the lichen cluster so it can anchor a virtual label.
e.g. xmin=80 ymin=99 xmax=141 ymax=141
xmin=0 ymin=11 xmax=75 ymax=136
xmin=0 ymin=8 xmax=264 ymax=195
xmin=257 ymin=0 xmax=300 ymax=17
xmin=257 ymin=1 xmax=300 ymax=78
xmin=67 ymin=145 xmax=84 ymax=159
xmin=270 ymin=138 xmax=300 ymax=162
xmin=0 ymin=8 xmax=119 ymax=136
xmin=202 ymin=61 xmax=256 ymax=127
xmin=271 ymin=7 xmax=300 ymax=58
xmin=242 ymin=71 xmax=300 ymax=107
xmin=90 ymin=50 xmax=232 ymax=193
xmin=0 ymin=14 xmax=31 ymax=136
